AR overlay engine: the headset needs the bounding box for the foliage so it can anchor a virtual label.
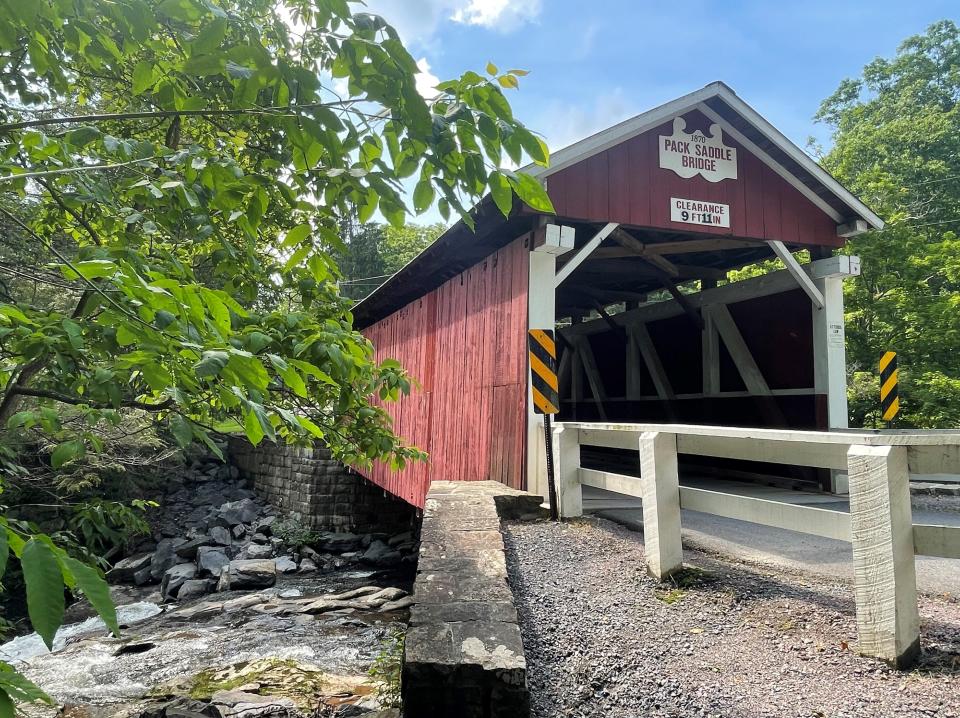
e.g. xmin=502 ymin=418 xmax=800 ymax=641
xmin=337 ymin=221 xmax=445 ymax=300
xmin=67 ymin=499 xmax=155 ymax=558
xmin=368 ymin=627 xmax=404 ymax=708
xmin=816 ymin=20 xmax=960 ymax=427
xmin=270 ymin=515 xmax=318 ymax=547
xmin=0 ymin=0 xmax=554 ymax=710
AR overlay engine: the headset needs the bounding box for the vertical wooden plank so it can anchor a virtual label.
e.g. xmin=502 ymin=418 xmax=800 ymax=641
xmin=847 ymin=445 xmax=920 ymax=667
xmin=586 ymin=152 xmax=609 ymax=221
xmin=761 ymin=165 xmax=782 ymax=241
xmin=640 ymin=431 xmax=683 ymax=579
xmin=608 ymin=144 xmax=631 ymax=225
xmin=627 ymin=134 xmax=651 ymax=227
xmin=741 ymin=151 xmax=765 ymax=238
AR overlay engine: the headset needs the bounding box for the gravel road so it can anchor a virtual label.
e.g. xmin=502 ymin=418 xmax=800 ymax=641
xmin=503 ymin=517 xmax=960 ymax=718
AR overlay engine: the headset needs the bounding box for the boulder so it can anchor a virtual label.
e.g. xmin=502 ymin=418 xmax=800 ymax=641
xmin=197 ymin=546 xmax=230 ymax=578
xmin=151 ymin=538 xmax=188 ymax=581
xmin=254 ymin=516 xmax=276 ymax=536
xmin=360 ymin=540 xmax=402 ymax=567
xmin=175 ymin=537 xmax=214 ymax=559
xmin=208 ymin=526 xmax=232 ymax=546
xmin=244 ymin=543 xmax=273 ymax=560
xmin=379 ymin=596 xmax=415 ymax=612
xmin=211 ymin=690 xmax=295 ymax=718
xmin=387 ymin=531 xmax=413 ymax=548
xmin=106 ymin=553 xmax=153 ymax=585
xmin=297 ymin=558 xmax=317 ymax=573
xmin=317 ymin=532 xmax=361 ymax=553
xmin=220 ymin=560 xmax=276 ymax=590
xmin=161 ymin=563 xmax=197 ymax=599
xmin=217 ymin=498 xmax=259 ymax=527
xmin=231 ymin=524 xmax=246 ymax=540
xmin=177 ymin=578 xmax=216 ymax=601
xmin=249 ymin=533 xmax=269 ymax=545
xmin=273 ymin=556 xmax=297 ymax=573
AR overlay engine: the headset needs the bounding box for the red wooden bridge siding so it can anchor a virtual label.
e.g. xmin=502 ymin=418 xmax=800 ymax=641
xmin=546 ymin=109 xmax=840 ymax=247
xmin=359 ymin=236 xmax=530 ymax=507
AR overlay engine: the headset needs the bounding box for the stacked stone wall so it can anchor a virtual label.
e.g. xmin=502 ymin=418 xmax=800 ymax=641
xmin=227 ymin=438 xmax=414 ymax=534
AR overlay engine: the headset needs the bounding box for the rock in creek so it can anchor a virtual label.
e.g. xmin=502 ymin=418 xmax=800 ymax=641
xmin=197 ymin=546 xmax=230 ymax=578
xmin=211 ymin=689 xmax=296 ymax=718
xmin=208 ymin=526 xmax=233 ymax=547
xmin=106 ymin=553 xmax=153 ymax=585
xmin=175 ymin=537 xmax=214 ymax=559
xmin=274 ymin=556 xmax=297 ymax=573
xmin=177 ymin=579 xmax=216 ymax=601
xmin=218 ymin=560 xmax=276 ymax=591
xmin=215 ymin=498 xmax=260 ymax=527
xmin=360 ymin=540 xmax=402 ymax=568
xmin=243 ymin=543 xmax=273 ymax=560
xmin=152 ymin=539 xmax=189 ymax=581
xmin=317 ymin=532 xmax=361 ymax=552
xmin=161 ymin=563 xmax=197 ymax=599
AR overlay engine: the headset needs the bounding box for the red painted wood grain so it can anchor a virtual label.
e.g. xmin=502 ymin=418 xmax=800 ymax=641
xmin=547 ymin=109 xmax=841 ymax=247
xmin=357 ymin=236 xmax=530 ymax=507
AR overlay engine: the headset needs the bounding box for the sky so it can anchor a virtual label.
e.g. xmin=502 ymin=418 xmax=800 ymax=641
xmin=362 ymin=0 xmax=956 ymax=223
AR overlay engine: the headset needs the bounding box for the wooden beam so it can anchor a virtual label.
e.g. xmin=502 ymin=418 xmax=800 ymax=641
xmin=611 ymin=228 xmax=681 ymax=277
xmin=561 ymin=256 xmax=861 ymax=340
xmin=646 ymin=238 xmax=768 ymax=255
xmin=630 ymin=324 xmax=675 ymax=400
xmin=767 ymin=240 xmax=825 ymax=309
xmin=708 ymin=304 xmax=771 ymax=396
xmin=555 ymin=222 xmax=619 ymax=287
xmin=639 ymin=431 xmax=683 ymax=579
xmin=573 ymin=336 xmax=608 ymax=420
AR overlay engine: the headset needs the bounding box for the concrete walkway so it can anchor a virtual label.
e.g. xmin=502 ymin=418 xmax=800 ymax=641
xmin=584 ymin=478 xmax=960 ymax=596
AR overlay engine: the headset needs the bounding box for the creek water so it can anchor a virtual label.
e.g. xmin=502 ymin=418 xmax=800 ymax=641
xmin=5 ymin=568 xmax=410 ymax=717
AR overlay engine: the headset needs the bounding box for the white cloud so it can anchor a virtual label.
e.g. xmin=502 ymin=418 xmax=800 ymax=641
xmin=364 ymin=0 xmax=541 ymax=46
xmin=450 ymin=0 xmax=542 ymax=31
xmin=415 ymin=57 xmax=441 ymax=100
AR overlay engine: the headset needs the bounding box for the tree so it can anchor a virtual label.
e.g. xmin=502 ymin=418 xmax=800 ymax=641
xmin=381 ymin=222 xmax=446 ymax=274
xmin=0 ymin=0 xmax=553 ymax=709
xmin=816 ymin=20 xmax=960 ymax=428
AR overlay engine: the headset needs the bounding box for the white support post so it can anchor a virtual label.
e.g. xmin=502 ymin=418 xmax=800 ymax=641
xmin=847 ymin=445 xmax=920 ymax=668
xmin=639 ymin=431 xmax=683 ymax=579
xmin=813 ymin=272 xmax=850 ymax=429
xmin=526 ymin=225 xmax=574 ymax=499
xmin=554 ymin=424 xmax=582 ymax=518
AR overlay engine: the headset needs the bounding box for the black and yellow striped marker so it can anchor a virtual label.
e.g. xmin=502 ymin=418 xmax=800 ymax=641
xmin=880 ymin=351 xmax=899 ymax=422
xmin=528 ymin=329 xmax=559 ymax=415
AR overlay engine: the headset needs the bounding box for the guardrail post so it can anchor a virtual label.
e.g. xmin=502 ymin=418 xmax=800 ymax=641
xmin=847 ymin=444 xmax=920 ymax=667
xmin=554 ymin=425 xmax=583 ymax=518
xmin=640 ymin=431 xmax=683 ymax=579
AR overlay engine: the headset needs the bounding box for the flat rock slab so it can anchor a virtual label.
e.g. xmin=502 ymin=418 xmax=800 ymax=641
xmin=402 ymin=480 xmax=540 ymax=718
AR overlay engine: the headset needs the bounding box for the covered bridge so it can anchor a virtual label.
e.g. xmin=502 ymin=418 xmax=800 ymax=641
xmin=352 ymin=81 xmax=883 ymax=507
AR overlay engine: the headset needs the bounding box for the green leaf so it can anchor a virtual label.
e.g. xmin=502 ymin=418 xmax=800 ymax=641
xmin=60 ymin=260 xmax=117 ymax=280
xmin=508 ymin=173 xmax=555 ymax=213
xmin=21 ymin=539 xmax=65 ymax=650
xmin=59 ymin=556 xmax=119 ymax=637
xmin=282 ymin=223 xmax=311 ymax=248
xmin=51 ymin=440 xmax=85 ymax=469
xmin=0 ymin=529 xmax=8 ymax=582
xmin=169 ymin=415 xmax=193 ymax=448
xmin=489 ymin=170 xmax=513 ymax=217
xmin=413 ymin=178 xmax=435 ymax=214
xmin=486 ymin=61 xmax=498 ymax=75
xmin=194 ymin=350 xmax=229 ymax=378
xmin=182 ymin=54 xmax=226 ymax=77
xmin=132 ymin=61 xmax=154 ymax=95
xmin=243 ymin=407 xmax=265 ymax=445
xmin=0 ymin=663 xmax=51 ymax=705
xmin=193 ymin=18 xmax=228 ymax=53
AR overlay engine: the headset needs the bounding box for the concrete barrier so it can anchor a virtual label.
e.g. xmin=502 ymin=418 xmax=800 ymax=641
xmin=403 ymin=481 xmax=545 ymax=718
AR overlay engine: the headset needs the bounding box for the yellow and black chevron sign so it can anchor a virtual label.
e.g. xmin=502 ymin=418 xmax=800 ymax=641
xmin=880 ymin=351 xmax=900 ymax=422
xmin=528 ymin=329 xmax=559 ymax=415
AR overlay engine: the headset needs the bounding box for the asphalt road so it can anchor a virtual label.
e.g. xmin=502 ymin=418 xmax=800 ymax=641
xmin=584 ymin=482 xmax=960 ymax=596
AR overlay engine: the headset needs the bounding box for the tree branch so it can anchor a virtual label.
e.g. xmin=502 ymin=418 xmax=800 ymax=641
xmin=6 ymin=386 xmax=173 ymax=411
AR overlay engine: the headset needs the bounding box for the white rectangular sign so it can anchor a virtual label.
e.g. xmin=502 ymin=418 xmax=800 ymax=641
xmin=670 ymin=197 xmax=730 ymax=228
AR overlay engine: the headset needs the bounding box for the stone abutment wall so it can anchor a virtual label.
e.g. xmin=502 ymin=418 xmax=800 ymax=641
xmin=227 ymin=437 xmax=414 ymax=534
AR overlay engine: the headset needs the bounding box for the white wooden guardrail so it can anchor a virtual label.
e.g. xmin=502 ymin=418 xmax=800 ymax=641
xmin=552 ymin=422 xmax=960 ymax=668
